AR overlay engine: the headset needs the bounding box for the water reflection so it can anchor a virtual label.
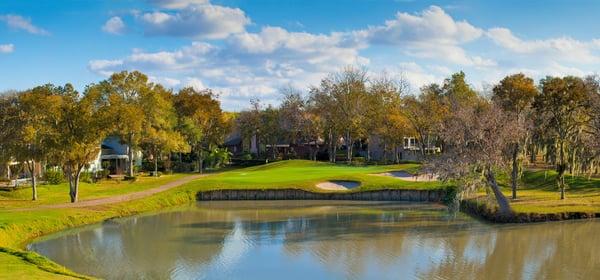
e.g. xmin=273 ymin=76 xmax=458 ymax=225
xmin=29 ymin=201 xmax=600 ymax=280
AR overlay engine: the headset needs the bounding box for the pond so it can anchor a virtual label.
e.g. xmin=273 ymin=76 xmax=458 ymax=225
xmin=29 ymin=201 xmax=600 ymax=279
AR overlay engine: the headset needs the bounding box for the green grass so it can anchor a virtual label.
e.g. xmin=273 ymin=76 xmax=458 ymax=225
xmin=0 ymin=174 xmax=189 ymax=210
xmin=191 ymin=160 xmax=440 ymax=191
xmin=0 ymin=160 xmax=443 ymax=279
xmin=479 ymin=169 xmax=600 ymax=214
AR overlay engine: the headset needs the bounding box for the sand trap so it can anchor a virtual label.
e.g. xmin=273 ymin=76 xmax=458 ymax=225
xmin=377 ymin=171 xmax=438 ymax=182
xmin=316 ymin=180 xmax=361 ymax=191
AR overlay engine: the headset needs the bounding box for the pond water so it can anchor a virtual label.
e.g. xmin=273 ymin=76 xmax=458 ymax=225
xmin=29 ymin=201 xmax=600 ymax=280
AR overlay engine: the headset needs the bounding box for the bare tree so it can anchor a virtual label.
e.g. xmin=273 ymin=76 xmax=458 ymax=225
xmin=427 ymin=103 xmax=521 ymax=215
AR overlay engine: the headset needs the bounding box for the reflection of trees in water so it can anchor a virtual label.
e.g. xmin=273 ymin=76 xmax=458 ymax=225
xmin=417 ymin=221 xmax=600 ymax=279
xmin=31 ymin=202 xmax=600 ymax=279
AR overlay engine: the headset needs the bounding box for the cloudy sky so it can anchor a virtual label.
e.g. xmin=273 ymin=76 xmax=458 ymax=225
xmin=2 ymin=0 xmax=600 ymax=110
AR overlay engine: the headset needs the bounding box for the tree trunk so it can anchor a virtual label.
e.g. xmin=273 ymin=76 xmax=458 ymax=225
xmin=29 ymin=160 xmax=37 ymax=201
xmin=346 ymin=130 xmax=352 ymax=164
xmin=558 ymin=141 xmax=566 ymax=200
xmin=198 ymin=148 xmax=204 ymax=174
xmin=154 ymin=153 xmax=159 ymax=177
xmin=366 ymin=137 xmax=371 ymax=162
xmin=485 ymin=167 xmax=512 ymax=215
xmin=511 ymin=143 xmax=519 ymax=200
xmin=127 ymin=133 xmax=134 ymax=177
xmin=382 ymin=142 xmax=387 ymax=164
xmin=69 ymin=166 xmax=82 ymax=203
xmin=332 ymin=142 xmax=337 ymax=163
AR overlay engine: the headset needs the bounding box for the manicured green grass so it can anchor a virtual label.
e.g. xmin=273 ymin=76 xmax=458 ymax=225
xmin=0 ymin=174 xmax=189 ymax=210
xmin=0 ymin=160 xmax=442 ymax=279
xmin=190 ymin=160 xmax=441 ymax=191
xmin=482 ymin=169 xmax=600 ymax=214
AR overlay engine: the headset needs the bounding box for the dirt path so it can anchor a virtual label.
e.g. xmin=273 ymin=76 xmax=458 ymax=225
xmin=11 ymin=174 xmax=206 ymax=211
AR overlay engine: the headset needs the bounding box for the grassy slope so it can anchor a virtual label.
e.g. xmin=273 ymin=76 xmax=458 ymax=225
xmin=0 ymin=160 xmax=442 ymax=279
xmin=485 ymin=169 xmax=600 ymax=214
xmin=0 ymin=174 xmax=189 ymax=210
xmin=189 ymin=160 xmax=440 ymax=191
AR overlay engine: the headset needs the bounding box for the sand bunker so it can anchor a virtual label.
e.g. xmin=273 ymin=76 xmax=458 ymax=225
xmin=316 ymin=180 xmax=361 ymax=191
xmin=377 ymin=171 xmax=438 ymax=182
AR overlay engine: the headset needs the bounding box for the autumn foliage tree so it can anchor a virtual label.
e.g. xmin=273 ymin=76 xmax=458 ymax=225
xmin=492 ymin=73 xmax=538 ymax=199
xmin=54 ymin=84 xmax=112 ymax=203
xmin=534 ymin=76 xmax=591 ymax=200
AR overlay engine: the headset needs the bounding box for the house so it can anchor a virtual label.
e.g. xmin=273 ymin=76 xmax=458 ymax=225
xmin=368 ymin=136 xmax=440 ymax=162
xmin=88 ymin=136 xmax=142 ymax=175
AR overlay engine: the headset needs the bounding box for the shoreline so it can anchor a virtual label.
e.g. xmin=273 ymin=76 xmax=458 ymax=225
xmin=4 ymin=185 xmax=600 ymax=279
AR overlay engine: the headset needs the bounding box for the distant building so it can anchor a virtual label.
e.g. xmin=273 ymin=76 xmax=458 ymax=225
xmin=88 ymin=136 xmax=142 ymax=175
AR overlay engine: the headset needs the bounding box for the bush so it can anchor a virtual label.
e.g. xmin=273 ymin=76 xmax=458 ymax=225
xmin=44 ymin=169 xmax=64 ymax=185
xmin=79 ymin=171 xmax=94 ymax=184
xmin=172 ymin=161 xmax=194 ymax=173
xmin=124 ymin=176 xmax=138 ymax=182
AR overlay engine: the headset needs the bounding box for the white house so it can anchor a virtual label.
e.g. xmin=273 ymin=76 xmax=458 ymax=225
xmin=88 ymin=136 xmax=142 ymax=175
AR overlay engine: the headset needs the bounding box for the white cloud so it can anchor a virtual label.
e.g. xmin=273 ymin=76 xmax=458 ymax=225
xmin=357 ymin=6 xmax=492 ymax=66
xmin=487 ymin=27 xmax=600 ymax=63
xmin=0 ymin=14 xmax=49 ymax=35
xmin=139 ymin=2 xmax=250 ymax=39
xmin=149 ymin=76 xmax=181 ymax=87
xmin=183 ymin=77 xmax=205 ymax=90
xmin=149 ymin=0 xmax=209 ymax=9
xmin=88 ymin=59 xmax=124 ymax=76
xmin=89 ymin=23 xmax=369 ymax=110
xmin=102 ymin=16 xmax=126 ymax=35
xmin=0 ymin=44 xmax=14 ymax=53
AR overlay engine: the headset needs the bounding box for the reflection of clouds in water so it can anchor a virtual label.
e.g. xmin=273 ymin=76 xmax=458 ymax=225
xmin=211 ymin=220 xmax=252 ymax=270
xmin=29 ymin=202 xmax=600 ymax=280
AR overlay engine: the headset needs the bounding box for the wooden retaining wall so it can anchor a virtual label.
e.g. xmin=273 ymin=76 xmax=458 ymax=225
xmin=197 ymin=189 xmax=446 ymax=202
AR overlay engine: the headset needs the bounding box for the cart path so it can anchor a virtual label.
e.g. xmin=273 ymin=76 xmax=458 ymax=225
xmin=9 ymin=174 xmax=207 ymax=211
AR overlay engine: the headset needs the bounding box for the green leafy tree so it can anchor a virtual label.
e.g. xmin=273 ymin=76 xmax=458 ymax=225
xmin=534 ymin=76 xmax=591 ymax=200
xmin=140 ymin=85 xmax=188 ymax=176
xmin=492 ymin=73 xmax=538 ymax=199
xmin=12 ymin=85 xmax=63 ymax=200
xmin=174 ymin=87 xmax=226 ymax=173
xmin=0 ymin=93 xmax=19 ymax=181
xmin=99 ymin=71 xmax=148 ymax=177
xmin=54 ymin=84 xmax=112 ymax=203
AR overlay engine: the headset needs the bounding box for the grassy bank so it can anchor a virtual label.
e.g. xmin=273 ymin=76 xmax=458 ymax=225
xmin=466 ymin=169 xmax=600 ymax=221
xmin=0 ymin=160 xmax=442 ymax=279
xmin=0 ymin=173 xmax=189 ymax=210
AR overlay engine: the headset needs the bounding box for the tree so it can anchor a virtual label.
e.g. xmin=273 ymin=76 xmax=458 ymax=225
xmin=403 ymin=84 xmax=447 ymax=158
xmin=54 ymin=84 xmax=111 ymax=203
xmin=14 ymin=85 xmax=63 ymax=200
xmin=309 ymin=82 xmax=342 ymax=163
xmin=534 ymin=76 xmax=591 ymax=200
xmin=428 ymin=103 xmax=520 ymax=215
xmin=237 ymin=100 xmax=263 ymax=157
xmin=174 ymin=87 xmax=226 ymax=173
xmin=99 ymin=71 xmax=148 ymax=177
xmin=367 ymin=73 xmax=409 ymax=162
xmin=310 ymin=67 xmax=368 ymax=163
xmin=0 ymin=93 xmax=19 ymax=181
xmin=442 ymin=71 xmax=479 ymax=109
xmin=260 ymin=104 xmax=282 ymax=160
xmin=492 ymin=73 xmax=538 ymax=199
xmin=140 ymin=85 xmax=188 ymax=176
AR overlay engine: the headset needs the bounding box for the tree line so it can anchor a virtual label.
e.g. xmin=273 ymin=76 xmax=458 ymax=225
xmin=0 ymin=71 xmax=228 ymax=202
xmin=1 ymin=67 xmax=599 ymax=209
xmin=235 ymin=67 xmax=600 ymax=212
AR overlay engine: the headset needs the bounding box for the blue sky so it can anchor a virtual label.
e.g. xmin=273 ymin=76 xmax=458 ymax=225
xmin=1 ymin=0 xmax=600 ymax=110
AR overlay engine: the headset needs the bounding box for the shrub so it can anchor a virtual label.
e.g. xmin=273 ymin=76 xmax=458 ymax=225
xmin=172 ymin=162 xmax=194 ymax=172
xmin=124 ymin=176 xmax=138 ymax=182
xmin=79 ymin=171 xmax=94 ymax=184
xmin=44 ymin=169 xmax=64 ymax=185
